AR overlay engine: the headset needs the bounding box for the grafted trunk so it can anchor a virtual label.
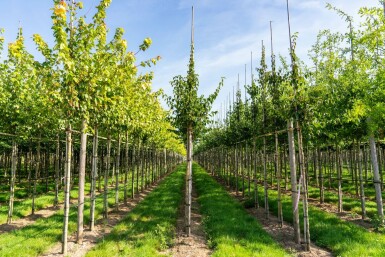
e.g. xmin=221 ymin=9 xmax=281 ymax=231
xmin=77 ymin=119 xmax=88 ymax=244
xmin=62 ymin=125 xmax=72 ymax=255
xmin=185 ymin=125 xmax=193 ymax=236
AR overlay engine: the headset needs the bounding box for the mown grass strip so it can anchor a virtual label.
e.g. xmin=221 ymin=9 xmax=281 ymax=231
xmin=227 ymin=173 xmax=385 ymax=257
xmin=193 ymin=163 xmax=290 ymax=257
xmin=85 ymin=164 xmax=185 ymax=257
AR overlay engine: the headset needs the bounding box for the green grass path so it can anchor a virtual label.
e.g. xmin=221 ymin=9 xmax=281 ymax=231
xmin=85 ymin=164 xmax=185 ymax=257
xmin=193 ymin=163 xmax=290 ymax=257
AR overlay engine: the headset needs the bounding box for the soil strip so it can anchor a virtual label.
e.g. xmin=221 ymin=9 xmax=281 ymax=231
xmin=167 ymin=181 xmax=211 ymax=257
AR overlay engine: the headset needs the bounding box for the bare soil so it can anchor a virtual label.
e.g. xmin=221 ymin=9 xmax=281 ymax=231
xmin=166 ymin=182 xmax=211 ymax=257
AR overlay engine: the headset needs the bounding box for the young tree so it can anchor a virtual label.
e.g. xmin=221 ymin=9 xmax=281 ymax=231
xmin=167 ymin=7 xmax=222 ymax=236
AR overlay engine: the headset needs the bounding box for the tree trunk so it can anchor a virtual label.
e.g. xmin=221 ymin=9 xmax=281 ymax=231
xmin=357 ymin=143 xmax=366 ymax=219
xmin=131 ymin=145 xmax=136 ymax=199
xmin=90 ymin=126 xmax=98 ymax=231
xmin=115 ymin=134 xmax=121 ymax=211
xmin=103 ymin=134 xmax=111 ymax=221
xmin=124 ymin=132 xmax=129 ymax=205
xmin=288 ymin=120 xmax=300 ymax=244
xmin=54 ymin=134 xmax=60 ymax=207
xmin=297 ymin=124 xmax=310 ymax=251
xmin=253 ymin=139 xmax=259 ymax=208
xmin=62 ymin=125 xmax=72 ymax=255
xmin=275 ymin=133 xmax=283 ymax=227
xmin=263 ymin=136 xmax=269 ymax=220
xmin=337 ymin=147 xmax=343 ymax=213
xmin=77 ymin=119 xmax=88 ymax=244
xmin=7 ymin=140 xmax=17 ymax=224
xmin=369 ymin=135 xmax=384 ymax=223
xmin=32 ymin=136 xmax=41 ymax=215
xmin=185 ymin=125 xmax=193 ymax=236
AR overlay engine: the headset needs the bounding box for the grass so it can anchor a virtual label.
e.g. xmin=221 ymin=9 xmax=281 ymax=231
xmin=0 ymin=171 xmax=153 ymax=257
xmin=0 ymin=181 xmax=91 ymax=224
xmin=193 ymin=163 xmax=290 ymax=257
xmin=85 ymin=164 xmax=185 ymax=257
xmin=220 ymin=170 xmax=385 ymax=257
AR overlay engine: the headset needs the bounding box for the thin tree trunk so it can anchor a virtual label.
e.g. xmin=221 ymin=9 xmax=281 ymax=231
xmin=297 ymin=124 xmax=310 ymax=251
xmin=103 ymin=134 xmax=111 ymax=221
xmin=369 ymin=135 xmax=384 ymax=223
xmin=7 ymin=140 xmax=17 ymax=224
xmin=357 ymin=142 xmax=366 ymax=219
xmin=253 ymin=139 xmax=259 ymax=208
xmin=54 ymin=134 xmax=60 ymax=207
xmin=263 ymin=136 xmax=269 ymax=220
xmin=124 ymin=132 xmax=129 ymax=204
xmin=275 ymin=133 xmax=283 ymax=227
xmin=32 ymin=136 xmax=41 ymax=215
xmin=337 ymin=147 xmax=343 ymax=213
xmin=288 ymin=120 xmax=300 ymax=244
xmin=90 ymin=126 xmax=98 ymax=231
xmin=62 ymin=125 xmax=72 ymax=255
xmin=185 ymin=125 xmax=193 ymax=236
xmin=77 ymin=119 xmax=87 ymax=244
xmin=115 ymin=134 xmax=121 ymax=211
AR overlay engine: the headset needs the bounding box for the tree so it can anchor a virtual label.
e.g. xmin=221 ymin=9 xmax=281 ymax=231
xmin=167 ymin=7 xmax=222 ymax=236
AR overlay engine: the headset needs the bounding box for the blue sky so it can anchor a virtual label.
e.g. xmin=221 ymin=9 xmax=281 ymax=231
xmin=0 ymin=0 xmax=380 ymax=116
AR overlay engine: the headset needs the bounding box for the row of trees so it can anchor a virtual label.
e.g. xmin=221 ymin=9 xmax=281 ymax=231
xmin=195 ymin=2 xmax=385 ymax=250
xmin=0 ymin=0 xmax=184 ymax=254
